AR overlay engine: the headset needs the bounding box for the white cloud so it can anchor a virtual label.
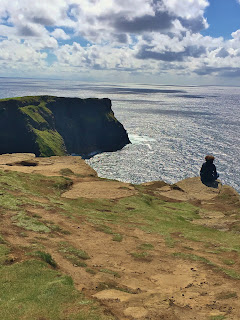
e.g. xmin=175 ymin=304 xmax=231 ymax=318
xmin=51 ymin=28 xmax=70 ymax=40
xmin=0 ymin=39 xmax=47 ymax=62
xmin=0 ymin=0 xmax=239 ymax=82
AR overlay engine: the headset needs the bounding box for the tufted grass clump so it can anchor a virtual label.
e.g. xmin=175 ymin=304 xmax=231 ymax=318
xmin=59 ymin=168 xmax=74 ymax=176
xmin=12 ymin=212 xmax=51 ymax=233
xmin=100 ymin=268 xmax=121 ymax=278
xmin=58 ymin=242 xmax=90 ymax=260
xmin=112 ymin=233 xmax=123 ymax=242
xmin=30 ymin=251 xmax=57 ymax=268
xmin=130 ymin=251 xmax=153 ymax=262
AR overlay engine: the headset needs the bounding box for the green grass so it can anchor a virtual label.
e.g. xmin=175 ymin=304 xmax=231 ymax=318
xmin=172 ymin=252 xmax=214 ymax=265
xmin=33 ymin=128 xmax=66 ymax=157
xmin=222 ymin=259 xmax=235 ymax=266
xmin=0 ymin=260 xmax=113 ymax=320
xmin=130 ymin=251 xmax=153 ymax=262
xmin=86 ymin=268 xmax=97 ymax=275
xmin=65 ymin=255 xmax=87 ymax=267
xmin=0 ymin=169 xmax=73 ymax=198
xmin=20 ymin=104 xmax=50 ymax=126
xmin=59 ymin=168 xmax=74 ymax=176
xmin=14 ymin=96 xmax=68 ymax=157
xmin=12 ymin=212 xmax=51 ymax=233
xmin=137 ymin=243 xmax=154 ymax=250
xmin=0 ymin=193 xmax=25 ymax=211
xmin=209 ymin=316 xmax=226 ymax=320
xmin=94 ymin=224 xmax=113 ymax=234
xmin=215 ymin=291 xmax=238 ymax=300
xmin=112 ymin=234 xmax=123 ymax=242
xmin=29 ymin=251 xmax=57 ymax=268
xmin=0 ymin=235 xmax=5 ymax=244
xmin=59 ymin=242 xmax=90 ymax=260
xmin=0 ymin=167 xmax=240 ymax=317
xmin=100 ymin=269 xmax=121 ymax=278
xmin=0 ymin=244 xmax=10 ymax=265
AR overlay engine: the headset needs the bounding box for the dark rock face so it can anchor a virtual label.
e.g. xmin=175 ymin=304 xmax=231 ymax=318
xmin=0 ymin=96 xmax=130 ymax=158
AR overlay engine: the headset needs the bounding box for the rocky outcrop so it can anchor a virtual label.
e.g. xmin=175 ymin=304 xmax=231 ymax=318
xmin=0 ymin=96 xmax=130 ymax=158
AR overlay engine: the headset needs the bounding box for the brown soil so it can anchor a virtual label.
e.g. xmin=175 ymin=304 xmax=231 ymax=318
xmin=0 ymin=154 xmax=240 ymax=320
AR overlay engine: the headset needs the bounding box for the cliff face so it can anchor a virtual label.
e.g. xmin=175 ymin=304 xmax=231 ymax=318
xmin=0 ymin=96 xmax=130 ymax=158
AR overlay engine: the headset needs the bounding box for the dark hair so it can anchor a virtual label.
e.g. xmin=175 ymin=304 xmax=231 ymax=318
xmin=205 ymin=155 xmax=215 ymax=161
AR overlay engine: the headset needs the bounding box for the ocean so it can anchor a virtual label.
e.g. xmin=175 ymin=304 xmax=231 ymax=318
xmin=0 ymin=77 xmax=239 ymax=193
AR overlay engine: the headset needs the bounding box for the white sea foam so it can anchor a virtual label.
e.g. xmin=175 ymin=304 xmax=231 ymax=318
xmin=129 ymin=134 xmax=156 ymax=144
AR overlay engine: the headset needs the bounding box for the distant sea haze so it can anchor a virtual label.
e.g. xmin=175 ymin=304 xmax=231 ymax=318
xmin=0 ymin=78 xmax=239 ymax=193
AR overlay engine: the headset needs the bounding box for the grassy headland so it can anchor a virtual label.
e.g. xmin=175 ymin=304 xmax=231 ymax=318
xmin=0 ymin=154 xmax=239 ymax=319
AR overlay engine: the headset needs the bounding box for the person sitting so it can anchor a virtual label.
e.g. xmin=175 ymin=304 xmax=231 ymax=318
xmin=200 ymin=155 xmax=219 ymax=187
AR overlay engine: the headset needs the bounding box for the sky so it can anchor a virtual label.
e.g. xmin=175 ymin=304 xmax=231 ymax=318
xmin=0 ymin=0 xmax=240 ymax=85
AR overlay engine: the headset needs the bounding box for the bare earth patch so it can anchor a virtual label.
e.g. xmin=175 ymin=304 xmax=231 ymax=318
xmin=62 ymin=180 xmax=136 ymax=199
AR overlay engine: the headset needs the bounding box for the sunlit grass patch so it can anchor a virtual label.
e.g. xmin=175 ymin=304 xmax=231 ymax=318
xmin=221 ymin=259 xmax=235 ymax=266
xmin=94 ymin=224 xmax=113 ymax=234
xmin=220 ymin=268 xmax=240 ymax=280
xmin=58 ymin=242 xmax=90 ymax=260
xmin=65 ymin=255 xmax=87 ymax=267
xmin=173 ymin=252 xmax=214 ymax=265
xmin=130 ymin=251 xmax=153 ymax=262
xmin=100 ymin=268 xmax=121 ymax=278
xmin=112 ymin=233 xmax=123 ymax=242
xmin=0 ymin=193 xmax=24 ymax=211
xmin=0 ymin=170 xmax=73 ymax=201
xmin=12 ymin=212 xmax=51 ymax=233
xmin=0 ymin=259 xmax=113 ymax=320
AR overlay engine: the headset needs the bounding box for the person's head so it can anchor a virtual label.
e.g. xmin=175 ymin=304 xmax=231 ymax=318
xmin=205 ymin=155 xmax=215 ymax=163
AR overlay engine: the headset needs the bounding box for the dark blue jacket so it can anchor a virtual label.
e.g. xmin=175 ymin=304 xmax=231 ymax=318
xmin=200 ymin=161 xmax=218 ymax=182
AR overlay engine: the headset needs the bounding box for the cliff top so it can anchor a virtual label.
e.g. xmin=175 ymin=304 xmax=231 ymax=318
xmin=0 ymin=153 xmax=239 ymax=320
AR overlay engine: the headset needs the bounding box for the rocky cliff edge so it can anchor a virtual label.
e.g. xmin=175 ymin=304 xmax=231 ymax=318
xmin=0 ymin=96 xmax=130 ymax=158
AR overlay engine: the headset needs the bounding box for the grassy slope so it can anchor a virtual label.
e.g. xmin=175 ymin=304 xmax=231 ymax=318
xmin=0 ymin=170 xmax=114 ymax=320
xmin=18 ymin=97 xmax=67 ymax=157
xmin=0 ymin=96 xmax=67 ymax=157
xmin=0 ymin=169 xmax=240 ymax=319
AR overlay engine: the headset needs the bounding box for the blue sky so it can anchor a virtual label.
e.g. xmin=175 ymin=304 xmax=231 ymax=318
xmin=202 ymin=0 xmax=240 ymax=39
xmin=0 ymin=0 xmax=240 ymax=85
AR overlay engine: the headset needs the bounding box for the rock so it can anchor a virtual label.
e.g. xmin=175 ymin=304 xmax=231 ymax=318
xmin=124 ymin=307 xmax=148 ymax=319
xmin=158 ymin=177 xmax=222 ymax=202
xmin=0 ymin=96 xmax=130 ymax=158
xmin=93 ymin=289 xmax=133 ymax=302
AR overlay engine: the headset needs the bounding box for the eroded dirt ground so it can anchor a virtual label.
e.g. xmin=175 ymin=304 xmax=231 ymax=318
xmin=0 ymin=154 xmax=240 ymax=320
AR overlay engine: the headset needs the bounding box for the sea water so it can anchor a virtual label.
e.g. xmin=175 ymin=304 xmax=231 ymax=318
xmin=0 ymin=77 xmax=239 ymax=193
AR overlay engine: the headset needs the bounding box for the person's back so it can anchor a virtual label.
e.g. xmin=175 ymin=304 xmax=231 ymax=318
xmin=200 ymin=155 xmax=219 ymax=184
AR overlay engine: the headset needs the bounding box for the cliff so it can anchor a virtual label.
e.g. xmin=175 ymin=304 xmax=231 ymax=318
xmin=0 ymin=95 xmax=130 ymax=158
xmin=0 ymin=153 xmax=240 ymax=319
